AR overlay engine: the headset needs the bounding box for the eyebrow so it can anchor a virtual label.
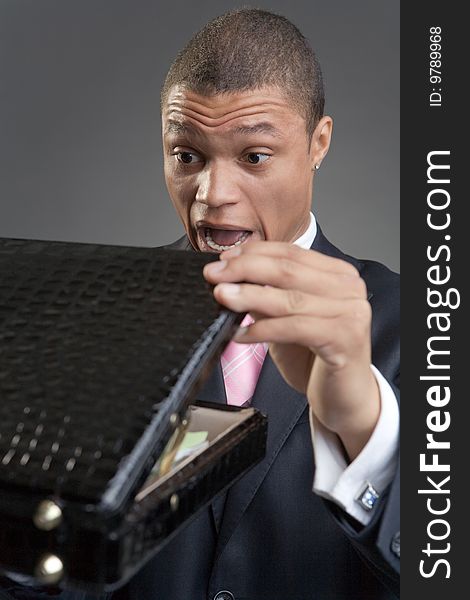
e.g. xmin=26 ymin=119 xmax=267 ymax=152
xmin=164 ymin=120 xmax=283 ymax=138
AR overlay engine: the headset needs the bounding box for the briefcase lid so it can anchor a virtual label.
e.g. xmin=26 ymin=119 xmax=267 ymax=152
xmin=0 ymin=237 xmax=242 ymax=516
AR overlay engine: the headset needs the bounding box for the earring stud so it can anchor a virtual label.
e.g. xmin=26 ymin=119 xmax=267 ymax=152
xmin=314 ymin=164 xmax=320 ymax=170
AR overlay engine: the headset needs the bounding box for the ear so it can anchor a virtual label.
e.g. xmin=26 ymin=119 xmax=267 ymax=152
xmin=308 ymin=116 xmax=333 ymax=170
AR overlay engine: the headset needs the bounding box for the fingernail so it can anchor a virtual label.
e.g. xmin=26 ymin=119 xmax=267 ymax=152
xmin=221 ymin=246 xmax=242 ymax=259
xmin=217 ymin=283 xmax=240 ymax=296
xmin=205 ymin=260 xmax=227 ymax=275
xmin=233 ymin=326 xmax=249 ymax=341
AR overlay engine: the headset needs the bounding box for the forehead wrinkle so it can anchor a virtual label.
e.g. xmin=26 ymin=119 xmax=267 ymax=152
xmin=164 ymin=119 xmax=282 ymax=140
xmin=167 ymin=88 xmax=287 ymax=114
xmin=163 ymin=89 xmax=300 ymax=141
xmin=183 ymin=97 xmax=287 ymax=118
xmin=166 ymin=92 xmax=290 ymax=120
xmin=166 ymin=106 xmax=288 ymax=134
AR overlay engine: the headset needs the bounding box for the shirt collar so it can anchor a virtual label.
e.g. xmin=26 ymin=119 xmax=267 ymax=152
xmin=293 ymin=212 xmax=317 ymax=250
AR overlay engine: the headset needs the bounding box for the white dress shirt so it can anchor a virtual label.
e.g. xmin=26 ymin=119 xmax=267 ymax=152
xmin=293 ymin=212 xmax=399 ymax=525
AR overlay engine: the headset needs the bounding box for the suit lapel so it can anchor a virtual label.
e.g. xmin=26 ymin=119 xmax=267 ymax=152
xmin=195 ymin=358 xmax=227 ymax=405
xmin=213 ymin=353 xmax=307 ymax=560
xmin=312 ymin=226 xmax=373 ymax=301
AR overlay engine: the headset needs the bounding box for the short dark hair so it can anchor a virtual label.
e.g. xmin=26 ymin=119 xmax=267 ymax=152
xmin=161 ymin=8 xmax=325 ymax=139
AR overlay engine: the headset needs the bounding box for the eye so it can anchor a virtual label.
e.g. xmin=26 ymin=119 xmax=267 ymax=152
xmin=244 ymin=152 xmax=270 ymax=165
xmin=175 ymin=151 xmax=203 ymax=164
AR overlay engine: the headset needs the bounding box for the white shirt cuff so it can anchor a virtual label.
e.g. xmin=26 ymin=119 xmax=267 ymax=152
xmin=311 ymin=364 xmax=399 ymax=525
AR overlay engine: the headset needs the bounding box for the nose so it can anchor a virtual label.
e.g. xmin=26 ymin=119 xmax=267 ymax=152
xmin=195 ymin=161 xmax=239 ymax=208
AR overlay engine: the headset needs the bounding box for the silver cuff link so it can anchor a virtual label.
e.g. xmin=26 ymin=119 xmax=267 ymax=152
xmin=355 ymin=481 xmax=380 ymax=511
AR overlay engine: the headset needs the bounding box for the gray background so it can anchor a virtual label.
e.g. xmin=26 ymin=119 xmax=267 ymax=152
xmin=0 ymin=0 xmax=399 ymax=272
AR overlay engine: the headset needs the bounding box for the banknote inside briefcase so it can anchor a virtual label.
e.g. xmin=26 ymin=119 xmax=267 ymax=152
xmin=0 ymin=238 xmax=268 ymax=592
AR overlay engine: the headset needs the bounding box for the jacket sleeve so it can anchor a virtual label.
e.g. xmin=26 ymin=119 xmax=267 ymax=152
xmin=321 ymin=260 xmax=400 ymax=597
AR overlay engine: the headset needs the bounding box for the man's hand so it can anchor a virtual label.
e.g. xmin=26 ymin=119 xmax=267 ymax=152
xmin=203 ymin=241 xmax=380 ymax=461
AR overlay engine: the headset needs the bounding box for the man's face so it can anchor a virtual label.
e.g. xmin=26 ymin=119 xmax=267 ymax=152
xmin=162 ymin=85 xmax=329 ymax=252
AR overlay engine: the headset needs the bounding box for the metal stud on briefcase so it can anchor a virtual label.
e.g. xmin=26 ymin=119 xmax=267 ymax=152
xmin=0 ymin=238 xmax=267 ymax=592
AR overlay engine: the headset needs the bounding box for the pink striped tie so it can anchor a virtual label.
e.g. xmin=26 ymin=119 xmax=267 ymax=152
xmin=221 ymin=314 xmax=268 ymax=406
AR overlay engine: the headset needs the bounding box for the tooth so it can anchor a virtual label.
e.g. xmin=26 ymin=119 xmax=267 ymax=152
xmin=203 ymin=228 xmax=253 ymax=252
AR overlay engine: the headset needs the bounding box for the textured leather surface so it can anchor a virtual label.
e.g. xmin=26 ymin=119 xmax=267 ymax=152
xmin=0 ymin=238 xmax=229 ymax=504
xmin=0 ymin=237 xmax=267 ymax=590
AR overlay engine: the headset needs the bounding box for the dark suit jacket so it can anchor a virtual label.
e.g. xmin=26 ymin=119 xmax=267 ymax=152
xmin=114 ymin=226 xmax=400 ymax=600
xmin=1 ymin=226 xmax=400 ymax=600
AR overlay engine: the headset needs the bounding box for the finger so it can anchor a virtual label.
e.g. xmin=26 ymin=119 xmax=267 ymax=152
xmin=214 ymin=282 xmax=350 ymax=319
xmin=220 ymin=241 xmax=359 ymax=277
xmin=231 ymin=314 xmax=370 ymax=368
xmin=204 ymin=254 xmax=367 ymax=300
xmin=233 ymin=314 xmax=339 ymax=356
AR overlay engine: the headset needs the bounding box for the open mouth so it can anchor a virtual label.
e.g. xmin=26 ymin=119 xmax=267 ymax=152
xmin=202 ymin=227 xmax=252 ymax=252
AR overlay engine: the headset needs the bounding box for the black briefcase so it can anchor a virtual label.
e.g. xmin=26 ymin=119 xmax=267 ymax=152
xmin=0 ymin=238 xmax=267 ymax=593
